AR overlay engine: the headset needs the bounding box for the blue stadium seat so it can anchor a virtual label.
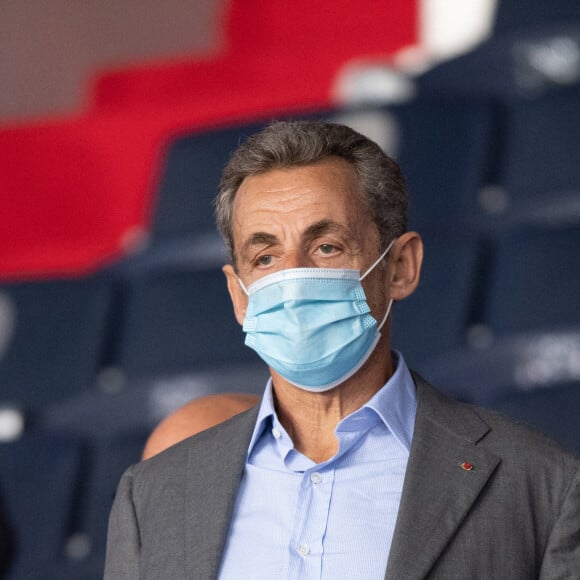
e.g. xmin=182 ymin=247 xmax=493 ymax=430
xmin=0 ymin=429 xmax=82 ymax=579
xmin=417 ymin=22 xmax=580 ymax=101
xmin=422 ymin=329 xmax=580 ymax=455
xmin=485 ymin=225 xmax=580 ymax=335
xmin=488 ymin=86 xmax=580 ymax=227
xmin=416 ymin=22 xmax=580 ymax=228
xmin=378 ymin=99 xmax=492 ymax=229
xmin=0 ymin=275 xmax=113 ymax=414
xmin=493 ymin=381 xmax=580 ymax=455
xmin=494 ymin=0 xmax=580 ymax=33
xmin=152 ymin=119 xmax=269 ymax=241
xmin=110 ymin=263 xmax=261 ymax=381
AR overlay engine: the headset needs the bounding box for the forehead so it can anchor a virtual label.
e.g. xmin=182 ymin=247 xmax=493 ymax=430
xmin=231 ymin=157 xmax=368 ymax=226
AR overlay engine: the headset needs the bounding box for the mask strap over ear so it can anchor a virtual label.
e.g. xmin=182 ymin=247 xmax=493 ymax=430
xmin=359 ymin=238 xmax=396 ymax=282
xmin=238 ymin=278 xmax=249 ymax=296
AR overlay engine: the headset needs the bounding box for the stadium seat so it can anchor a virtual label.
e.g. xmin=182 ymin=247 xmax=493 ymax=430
xmin=0 ymin=115 xmax=162 ymax=280
xmin=109 ymin=263 xmax=261 ymax=382
xmin=493 ymin=381 xmax=580 ymax=455
xmin=151 ymin=119 xmax=269 ymax=241
xmin=422 ymin=329 xmax=580 ymax=455
xmin=417 ymin=22 xmax=580 ymax=101
xmin=488 ymin=86 xmax=580 ymax=227
xmin=0 ymin=275 xmax=113 ymax=414
xmin=494 ymin=0 xmax=580 ymax=33
xmin=485 ymin=225 xmax=580 ymax=335
xmin=0 ymin=429 xmax=82 ymax=579
xmin=373 ymin=98 xmax=492 ymax=228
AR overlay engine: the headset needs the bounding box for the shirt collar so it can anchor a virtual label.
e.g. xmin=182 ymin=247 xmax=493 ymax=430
xmin=247 ymin=350 xmax=417 ymax=457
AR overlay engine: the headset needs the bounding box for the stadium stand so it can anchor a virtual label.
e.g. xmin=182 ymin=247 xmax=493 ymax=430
xmin=1 ymin=1 xmax=579 ymax=577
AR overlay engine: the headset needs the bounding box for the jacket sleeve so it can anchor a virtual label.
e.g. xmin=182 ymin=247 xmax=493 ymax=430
xmin=104 ymin=466 xmax=141 ymax=579
xmin=539 ymin=465 xmax=580 ymax=579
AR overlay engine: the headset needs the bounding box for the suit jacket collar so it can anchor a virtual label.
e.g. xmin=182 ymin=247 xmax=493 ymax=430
xmin=385 ymin=373 xmax=501 ymax=579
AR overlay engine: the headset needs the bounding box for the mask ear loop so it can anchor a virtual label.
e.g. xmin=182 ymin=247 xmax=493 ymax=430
xmin=377 ymin=299 xmax=394 ymax=331
xmin=359 ymin=238 xmax=396 ymax=331
xmin=359 ymin=238 xmax=396 ymax=282
xmin=237 ymin=278 xmax=249 ymax=296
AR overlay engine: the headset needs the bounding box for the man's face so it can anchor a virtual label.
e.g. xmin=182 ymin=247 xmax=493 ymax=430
xmin=226 ymin=156 xmax=391 ymax=325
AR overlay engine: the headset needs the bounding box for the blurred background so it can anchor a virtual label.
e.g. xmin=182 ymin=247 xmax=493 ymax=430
xmin=1 ymin=0 xmax=579 ymax=577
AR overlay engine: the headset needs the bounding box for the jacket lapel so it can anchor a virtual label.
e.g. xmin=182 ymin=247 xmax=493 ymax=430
xmin=385 ymin=376 xmax=501 ymax=580
xmin=184 ymin=406 xmax=259 ymax=580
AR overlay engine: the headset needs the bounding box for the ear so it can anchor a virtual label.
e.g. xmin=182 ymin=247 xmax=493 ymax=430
xmin=387 ymin=232 xmax=423 ymax=301
xmin=223 ymin=264 xmax=249 ymax=325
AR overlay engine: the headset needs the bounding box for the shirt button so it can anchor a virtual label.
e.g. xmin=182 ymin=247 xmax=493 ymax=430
xmin=272 ymin=427 xmax=281 ymax=439
xmin=310 ymin=472 xmax=322 ymax=485
xmin=297 ymin=543 xmax=310 ymax=557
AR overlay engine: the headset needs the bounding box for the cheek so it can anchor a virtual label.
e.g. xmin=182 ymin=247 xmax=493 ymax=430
xmin=363 ymin=268 xmax=390 ymax=318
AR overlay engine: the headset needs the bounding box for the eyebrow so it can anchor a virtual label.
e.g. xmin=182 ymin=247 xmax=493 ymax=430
xmin=303 ymin=219 xmax=351 ymax=242
xmin=239 ymin=220 xmax=353 ymax=260
xmin=240 ymin=232 xmax=280 ymax=258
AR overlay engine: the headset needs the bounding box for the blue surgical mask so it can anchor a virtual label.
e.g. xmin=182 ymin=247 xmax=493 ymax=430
xmin=238 ymin=239 xmax=395 ymax=392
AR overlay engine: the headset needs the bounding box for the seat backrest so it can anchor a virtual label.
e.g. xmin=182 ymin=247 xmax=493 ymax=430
xmin=486 ymin=225 xmax=580 ymax=334
xmin=420 ymin=329 xmax=580 ymax=454
xmin=151 ymin=119 xmax=268 ymax=240
xmin=382 ymin=98 xmax=492 ymax=227
xmin=0 ymin=275 xmax=112 ymax=413
xmin=113 ymin=264 xmax=260 ymax=380
xmin=494 ymin=0 xmax=580 ymax=33
xmin=495 ymin=87 xmax=580 ymax=205
xmin=0 ymin=117 xmax=158 ymax=280
xmin=492 ymin=381 xmax=580 ymax=455
xmin=227 ymin=0 xmax=417 ymax=81
xmin=0 ymin=429 xmax=82 ymax=576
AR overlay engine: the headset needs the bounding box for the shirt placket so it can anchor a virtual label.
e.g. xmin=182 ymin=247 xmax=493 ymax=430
xmin=287 ymin=466 xmax=335 ymax=580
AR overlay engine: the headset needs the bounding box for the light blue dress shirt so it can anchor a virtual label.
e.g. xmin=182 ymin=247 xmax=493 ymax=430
xmin=218 ymin=351 xmax=417 ymax=580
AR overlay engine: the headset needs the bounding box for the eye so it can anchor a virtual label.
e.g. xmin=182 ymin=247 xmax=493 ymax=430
xmin=318 ymin=244 xmax=338 ymax=255
xmin=256 ymin=255 xmax=274 ymax=266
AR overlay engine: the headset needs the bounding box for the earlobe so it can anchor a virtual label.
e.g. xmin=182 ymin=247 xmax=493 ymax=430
xmin=223 ymin=264 xmax=248 ymax=325
xmin=388 ymin=232 xmax=423 ymax=301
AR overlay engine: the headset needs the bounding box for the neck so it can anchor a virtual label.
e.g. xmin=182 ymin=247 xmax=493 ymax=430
xmin=272 ymin=345 xmax=393 ymax=463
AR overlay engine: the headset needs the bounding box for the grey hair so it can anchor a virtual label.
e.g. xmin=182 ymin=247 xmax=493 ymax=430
xmin=215 ymin=120 xmax=408 ymax=266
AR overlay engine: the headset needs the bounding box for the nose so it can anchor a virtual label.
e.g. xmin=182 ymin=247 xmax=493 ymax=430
xmin=283 ymin=250 xmax=312 ymax=270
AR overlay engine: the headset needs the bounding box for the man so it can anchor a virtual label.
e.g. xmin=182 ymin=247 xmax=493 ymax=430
xmin=105 ymin=121 xmax=580 ymax=579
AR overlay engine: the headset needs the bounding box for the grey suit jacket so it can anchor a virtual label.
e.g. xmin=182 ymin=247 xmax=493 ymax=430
xmin=105 ymin=375 xmax=580 ymax=579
